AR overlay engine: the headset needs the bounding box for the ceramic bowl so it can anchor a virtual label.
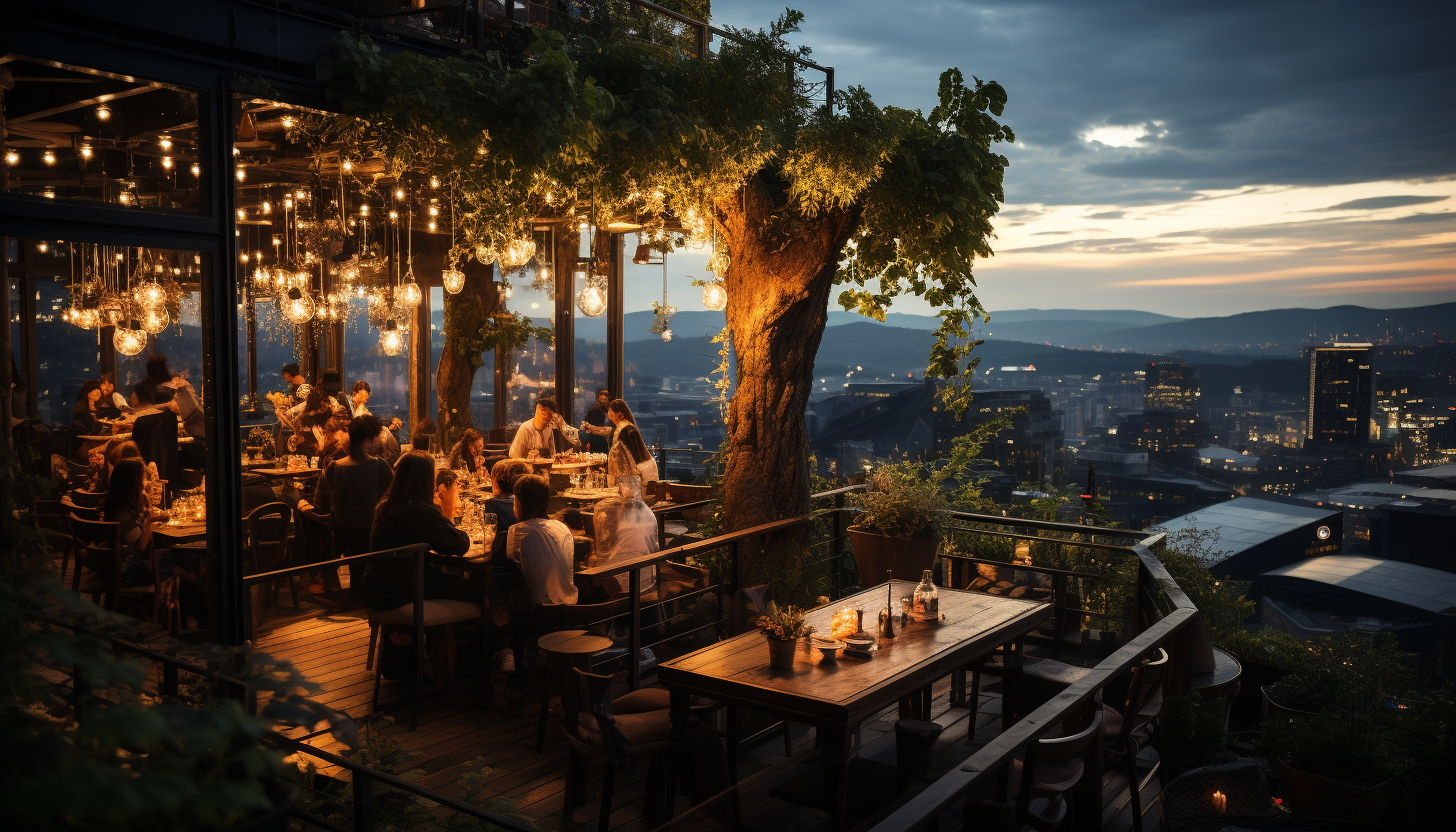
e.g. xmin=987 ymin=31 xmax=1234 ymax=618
xmin=811 ymin=638 xmax=842 ymax=660
xmin=843 ymin=634 xmax=876 ymax=655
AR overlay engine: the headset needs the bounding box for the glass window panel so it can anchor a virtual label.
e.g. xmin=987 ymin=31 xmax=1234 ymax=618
xmin=343 ymin=299 xmax=410 ymax=427
xmin=502 ymin=252 xmax=554 ymax=427
xmin=621 ymin=234 xmax=722 ymax=481
xmin=1 ymin=57 xmax=203 ymax=213
xmin=573 ymin=261 xmax=609 ymax=452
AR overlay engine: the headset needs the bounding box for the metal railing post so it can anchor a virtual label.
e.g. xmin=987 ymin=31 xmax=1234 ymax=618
xmin=354 ymin=769 xmax=376 ymax=832
xmin=629 ymin=567 xmax=642 ymax=690
xmin=656 ymin=441 xmax=667 ymax=481
xmin=831 ymin=492 xmax=845 ymax=599
xmin=730 ymin=538 xmax=743 ymax=633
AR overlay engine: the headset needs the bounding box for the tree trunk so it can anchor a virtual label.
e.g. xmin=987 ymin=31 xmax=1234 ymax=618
xmin=718 ymin=173 xmax=858 ymax=583
xmin=436 ymin=257 xmax=499 ymax=447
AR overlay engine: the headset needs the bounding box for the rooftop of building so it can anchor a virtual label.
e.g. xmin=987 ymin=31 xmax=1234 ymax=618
xmin=1154 ymin=497 xmax=1341 ymax=563
xmin=1261 ymin=556 xmax=1456 ymax=616
xmin=1292 ymin=479 xmax=1456 ymax=511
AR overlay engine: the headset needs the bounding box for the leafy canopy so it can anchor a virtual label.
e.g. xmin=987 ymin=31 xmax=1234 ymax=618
xmin=316 ymin=9 xmax=1012 ymax=412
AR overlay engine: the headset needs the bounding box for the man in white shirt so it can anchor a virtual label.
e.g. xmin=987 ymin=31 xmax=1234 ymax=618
xmin=506 ymin=474 xmax=578 ymax=606
xmin=508 ymin=397 xmax=580 ymax=459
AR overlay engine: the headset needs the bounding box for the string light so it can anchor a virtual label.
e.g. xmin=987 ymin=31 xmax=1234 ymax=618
xmin=262 ymin=201 xmax=271 ymax=214
xmin=158 ymin=135 xmax=172 ymax=151
xmin=342 ymin=158 xmax=353 ymax=172
xmin=283 ymin=286 xmax=315 ymax=323
xmin=191 ymin=163 xmax=201 ymax=176
xmin=161 ymin=156 xmax=173 ymax=169
xmin=442 ymin=266 xmax=465 ymax=294
xmin=80 ymin=144 xmax=93 ymax=159
xmin=281 ymin=115 xmax=294 ymax=129
xmin=236 ymin=167 xmax=246 ymax=182
xmin=42 ymin=150 xmax=55 ymax=165
xmin=379 ymin=319 xmax=404 ymax=356
xmin=95 ymin=103 xmax=111 ymax=120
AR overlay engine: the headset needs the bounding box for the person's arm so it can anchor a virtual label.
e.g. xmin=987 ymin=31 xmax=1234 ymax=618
xmin=552 ymin=417 xmax=580 ymax=447
xmin=417 ymin=504 xmax=470 ymax=556
xmin=506 ymin=524 xmax=525 ymax=563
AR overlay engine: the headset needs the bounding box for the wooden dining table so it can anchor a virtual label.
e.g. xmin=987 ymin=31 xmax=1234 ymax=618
xmin=657 ymin=580 xmax=1052 ymax=831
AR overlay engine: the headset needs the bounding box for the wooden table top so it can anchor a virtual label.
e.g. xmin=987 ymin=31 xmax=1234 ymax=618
xmin=539 ymin=630 xmax=613 ymax=655
xmin=658 ymin=580 xmax=1051 ymax=725
xmin=152 ymin=518 xmax=208 ymax=542
xmin=250 ymin=467 xmax=321 ymax=479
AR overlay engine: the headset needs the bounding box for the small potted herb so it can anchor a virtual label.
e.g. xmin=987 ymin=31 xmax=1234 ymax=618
xmin=756 ymin=601 xmax=815 ymax=670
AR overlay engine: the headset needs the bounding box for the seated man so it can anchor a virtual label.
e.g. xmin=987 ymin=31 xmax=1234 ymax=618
xmin=506 ymin=474 xmax=577 ymax=607
xmin=508 ymin=396 xmax=580 ymax=459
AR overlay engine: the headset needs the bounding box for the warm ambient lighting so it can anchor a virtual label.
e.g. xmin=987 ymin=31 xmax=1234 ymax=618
xmin=282 ymin=115 xmax=294 ymax=129
xmin=36 ymin=241 xmax=49 ymax=254
xmin=379 ymin=320 xmax=404 ymax=356
xmin=113 ymin=326 xmax=146 ymax=356
xmin=140 ymin=305 xmax=171 ymax=335
xmin=283 ymin=287 xmax=315 ymax=323
xmin=442 ymin=266 xmax=465 ymax=294
xmin=661 ymin=327 xmax=673 ymax=342
xmin=1212 ymin=790 xmax=1227 ymax=814
xmin=95 ymin=103 xmax=111 ymax=120
xmin=701 ymin=278 xmax=727 ymax=311
xmin=161 ymin=156 xmax=173 ymax=170
xmin=342 ymin=158 xmax=353 ymax=172
xmin=397 ymin=280 xmax=423 ymax=309
xmin=4 ymin=150 xmax=17 ymax=165
xmin=191 ymin=163 xmax=201 ymax=176
xmin=497 ymin=279 xmax=513 ymax=301
xmin=576 ymin=276 xmax=607 ymax=317
xmin=42 ymin=150 xmax=55 ymax=165
xmin=158 ymin=135 xmax=172 ymax=151
xmin=80 ymin=144 xmax=93 ymax=159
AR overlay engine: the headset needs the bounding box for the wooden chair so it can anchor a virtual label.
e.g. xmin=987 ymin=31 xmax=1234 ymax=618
xmin=34 ymin=498 xmax=75 ymax=587
xmin=69 ymin=513 xmax=161 ymax=621
xmin=1103 ymin=649 xmax=1168 ymax=832
xmin=69 ymin=488 xmax=107 ymax=508
xmin=563 ymin=668 xmax=676 ymax=832
xmin=244 ymin=502 xmax=300 ymax=611
xmin=532 ymin=596 xmax=634 ymax=752
xmin=963 ymin=708 xmax=1105 ymax=832
xmin=957 ymin=637 xmax=1029 ymax=734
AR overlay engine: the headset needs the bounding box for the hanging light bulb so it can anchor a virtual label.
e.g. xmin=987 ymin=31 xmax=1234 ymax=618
xmin=501 ymin=236 xmax=536 ymax=269
xmin=135 ymin=281 xmax=166 ymax=308
xmin=498 ymin=278 xmax=513 ymax=301
xmin=80 ymin=144 xmax=93 ymax=160
xmin=75 ymin=307 xmax=102 ymax=330
xmin=236 ymin=166 xmax=246 ymax=182
xmin=4 ymin=150 xmax=18 ymax=165
xmin=161 ymin=155 xmax=173 ymax=170
xmin=252 ymin=267 xmax=271 ymax=291
xmin=283 ymin=286 xmax=315 ymax=323
xmin=429 ymin=176 xmax=440 ymax=188
xmin=576 ymin=276 xmax=607 ymax=318
xmin=341 ymin=157 xmax=353 ymax=173
xmin=442 ymin=266 xmax=465 ymax=294
xmin=379 ymin=319 xmax=405 ymax=356
xmin=474 ymin=243 xmax=494 ymax=265
xmin=191 ymin=162 xmax=201 ymax=176
xmin=140 ymin=305 xmax=171 ymax=334
xmin=113 ymin=326 xmax=146 ymax=356
xmin=701 ymin=278 xmax=727 ymax=311
xmin=282 ymin=115 xmax=295 ymax=129
xmin=158 ymin=135 xmax=173 ymax=151
xmin=42 ymin=150 xmax=56 ymax=165
xmin=395 ymin=187 xmax=406 ymax=200
xmin=661 ymin=327 xmax=673 ymax=342
xmin=95 ymin=103 xmax=111 ymax=120
xmin=36 ymin=241 xmax=49 ymax=254
xmin=398 ymin=278 xmax=422 ymax=308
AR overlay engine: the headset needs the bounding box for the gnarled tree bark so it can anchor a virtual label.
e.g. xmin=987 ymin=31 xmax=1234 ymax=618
xmin=436 ymin=257 xmax=500 ymax=448
xmin=718 ymin=173 xmax=859 ymax=579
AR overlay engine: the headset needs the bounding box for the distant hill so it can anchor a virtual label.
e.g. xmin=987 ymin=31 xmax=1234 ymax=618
xmin=1084 ymin=302 xmax=1456 ymax=355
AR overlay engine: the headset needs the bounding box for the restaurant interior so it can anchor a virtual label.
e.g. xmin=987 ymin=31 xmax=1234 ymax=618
xmin=2 ymin=7 xmax=1206 ymax=832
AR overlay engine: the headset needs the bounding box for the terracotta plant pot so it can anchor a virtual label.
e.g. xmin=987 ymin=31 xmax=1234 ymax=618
xmin=848 ymin=525 xmax=939 ymax=584
xmin=766 ymin=637 xmax=798 ymax=670
xmin=1277 ymin=757 xmax=1396 ymax=824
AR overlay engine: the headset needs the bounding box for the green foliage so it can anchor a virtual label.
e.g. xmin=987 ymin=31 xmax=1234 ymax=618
xmin=849 ymin=464 xmax=948 ymax=540
xmin=1218 ymin=626 xmax=1309 ymax=671
xmin=0 ymin=446 xmax=57 ymax=581
xmin=455 ymin=311 xmax=554 ymax=369
xmin=312 ymin=8 xmax=1010 ymax=411
xmin=928 ymin=411 xmax=1015 ymax=509
xmin=756 ymin=601 xmax=814 ymax=641
xmin=1107 ymin=525 xmax=1253 ymax=641
xmin=1158 ymin=694 xmax=1231 ymax=778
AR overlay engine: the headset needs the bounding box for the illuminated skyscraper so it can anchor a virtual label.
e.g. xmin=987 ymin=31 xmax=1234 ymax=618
xmin=1144 ymin=361 xmax=1200 ymax=414
xmin=1305 ymin=344 xmax=1374 ymax=446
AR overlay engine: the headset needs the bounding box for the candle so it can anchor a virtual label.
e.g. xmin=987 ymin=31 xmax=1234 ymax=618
xmin=1212 ymin=790 xmax=1227 ymax=814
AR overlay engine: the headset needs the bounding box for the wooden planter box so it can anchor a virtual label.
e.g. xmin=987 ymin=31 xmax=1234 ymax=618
xmin=847 ymin=526 xmax=938 ymax=584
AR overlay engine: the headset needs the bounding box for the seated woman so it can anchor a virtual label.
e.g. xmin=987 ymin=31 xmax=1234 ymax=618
xmin=448 ymin=428 xmax=487 ymax=474
xmin=409 ymin=417 xmax=438 ymax=455
xmin=148 ymin=355 xmax=204 ymax=439
xmin=95 ymin=458 xmax=156 ymax=592
xmin=593 ymin=467 xmax=658 ymax=596
xmin=365 ymin=451 xmax=472 ymax=611
xmin=72 ymin=380 xmax=105 ymax=436
xmin=288 ymin=387 xmax=338 ymax=456
xmin=608 ymin=422 xmax=659 ymax=485
xmin=315 ymin=413 xmax=353 ymax=465
xmin=506 ymin=474 xmax=578 ymax=607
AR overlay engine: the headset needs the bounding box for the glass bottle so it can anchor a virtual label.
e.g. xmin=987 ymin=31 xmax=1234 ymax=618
xmin=914 ymin=569 xmax=939 ymax=619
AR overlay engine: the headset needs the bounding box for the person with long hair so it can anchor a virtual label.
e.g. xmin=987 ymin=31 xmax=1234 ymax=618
xmin=301 ymin=414 xmax=393 ymax=558
xmin=315 ymin=413 xmax=353 ymax=465
xmin=365 ymin=451 xmax=470 ymax=611
xmin=98 ymin=458 xmax=156 ymax=589
xmin=72 ymin=380 xmax=106 ymax=455
xmin=609 ymin=422 xmax=659 ymax=484
xmin=448 ymin=428 xmax=486 ymax=473
xmin=605 ymin=398 xmax=636 ymax=438
xmin=409 ymin=417 xmax=438 ymax=454
xmin=289 ymin=385 xmax=338 ymax=455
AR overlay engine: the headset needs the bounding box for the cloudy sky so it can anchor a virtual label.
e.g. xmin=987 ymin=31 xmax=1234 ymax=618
xmin=689 ymin=0 xmax=1456 ymax=318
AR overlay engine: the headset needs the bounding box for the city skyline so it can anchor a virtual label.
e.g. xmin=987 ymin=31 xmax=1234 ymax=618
xmin=714 ymin=1 xmax=1456 ymax=317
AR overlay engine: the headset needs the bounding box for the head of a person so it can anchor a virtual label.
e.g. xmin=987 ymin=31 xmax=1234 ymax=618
xmin=532 ymin=397 xmax=557 ymax=430
xmin=352 ymin=380 xmax=371 ymax=405
xmin=146 ymin=355 xmax=174 ymax=385
xmin=376 ymin=451 xmax=435 ymax=521
xmin=435 ymin=467 xmax=460 ymax=504
xmin=103 ymin=458 xmax=147 ymax=518
xmin=457 ymin=428 xmax=484 ymax=457
xmin=618 ymin=423 xmax=652 ymax=465
xmin=77 ymin=379 xmax=102 ymax=408
xmin=105 ymin=439 xmax=142 ymax=474
xmin=512 ymin=474 xmax=550 ymax=521
xmin=490 ymin=458 xmax=528 ymax=496
xmin=607 ymin=399 xmax=635 ymax=426
xmin=130 ymin=381 xmax=155 ymax=409
xmin=99 ymin=373 xmax=115 ymax=397
xmin=281 ymin=363 xmax=303 ymax=385
xmin=410 ymin=417 xmax=437 ymax=451
xmin=320 ymin=369 xmax=343 ymax=395
xmin=304 ymin=385 xmax=329 ymax=414
xmin=596 ymin=388 xmax=611 ymax=408
xmin=348 ymin=413 xmax=384 ymax=456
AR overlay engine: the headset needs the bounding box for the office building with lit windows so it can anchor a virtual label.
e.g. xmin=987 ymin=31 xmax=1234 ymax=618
xmin=1306 ymin=343 xmax=1374 ymax=446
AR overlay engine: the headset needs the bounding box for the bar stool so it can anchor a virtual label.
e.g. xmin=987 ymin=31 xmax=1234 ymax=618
xmin=536 ymin=629 xmax=614 ymax=753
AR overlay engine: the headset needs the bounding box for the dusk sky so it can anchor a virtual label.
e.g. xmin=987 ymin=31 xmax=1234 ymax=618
xmin=621 ymin=0 xmax=1456 ymax=320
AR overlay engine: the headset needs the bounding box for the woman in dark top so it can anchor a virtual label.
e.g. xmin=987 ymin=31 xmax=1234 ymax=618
xmin=72 ymin=379 xmax=106 ymax=438
xmin=100 ymin=458 xmax=155 ymax=588
xmin=365 ymin=451 xmax=471 ymax=611
xmin=290 ymin=386 xmax=337 ymax=456
xmin=447 ymin=428 xmax=486 ymax=473
xmin=300 ymin=414 xmax=393 ymax=558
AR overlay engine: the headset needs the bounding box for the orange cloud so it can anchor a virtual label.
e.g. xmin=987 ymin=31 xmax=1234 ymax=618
xmin=1111 ymin=256 xmax=1456 ymax=287
xmin=1294 ymin=273 xmax=1456 ymax=293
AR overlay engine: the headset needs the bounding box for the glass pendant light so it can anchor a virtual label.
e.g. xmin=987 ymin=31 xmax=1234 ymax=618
xmin=113 ymin=326 xmax=146 ymax=356
xmin=442 ymin=266 xmax=465 ymax=294
xmin=498 ymin=277 xmax=513 ymax=301
xmin=379 ymin=319 xmax=405 ymax=356
xmin=701 ymin=279 xmax=727 ymax=311
xmin=576 ymin=271 xmax=607 ymax=317
xmin=283 ymin=286 xmax=315 ymax=323
xmin=140 ymin=305 xmax=171 ymax=335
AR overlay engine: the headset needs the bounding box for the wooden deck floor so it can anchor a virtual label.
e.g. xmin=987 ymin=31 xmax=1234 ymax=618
xmin=252 ymin=596 xmax=1162 ymax=832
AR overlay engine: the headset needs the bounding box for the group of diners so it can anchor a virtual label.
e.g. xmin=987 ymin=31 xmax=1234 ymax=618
xmin=71 ymin=354 xmax=206 ymax=483
xmin=274 ymin=363 xmax=403 ymax=458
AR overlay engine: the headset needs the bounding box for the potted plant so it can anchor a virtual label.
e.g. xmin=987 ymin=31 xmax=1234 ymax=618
xmin=1259 ymin=633 xmax=1412 ymax=824
xmin=247 ymin=427 xmax=275 ymax=460
xmin=757 ymin=601 xmax=814 ymax=670
xmin=848 ymin=464 xmax=948 ymax=583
